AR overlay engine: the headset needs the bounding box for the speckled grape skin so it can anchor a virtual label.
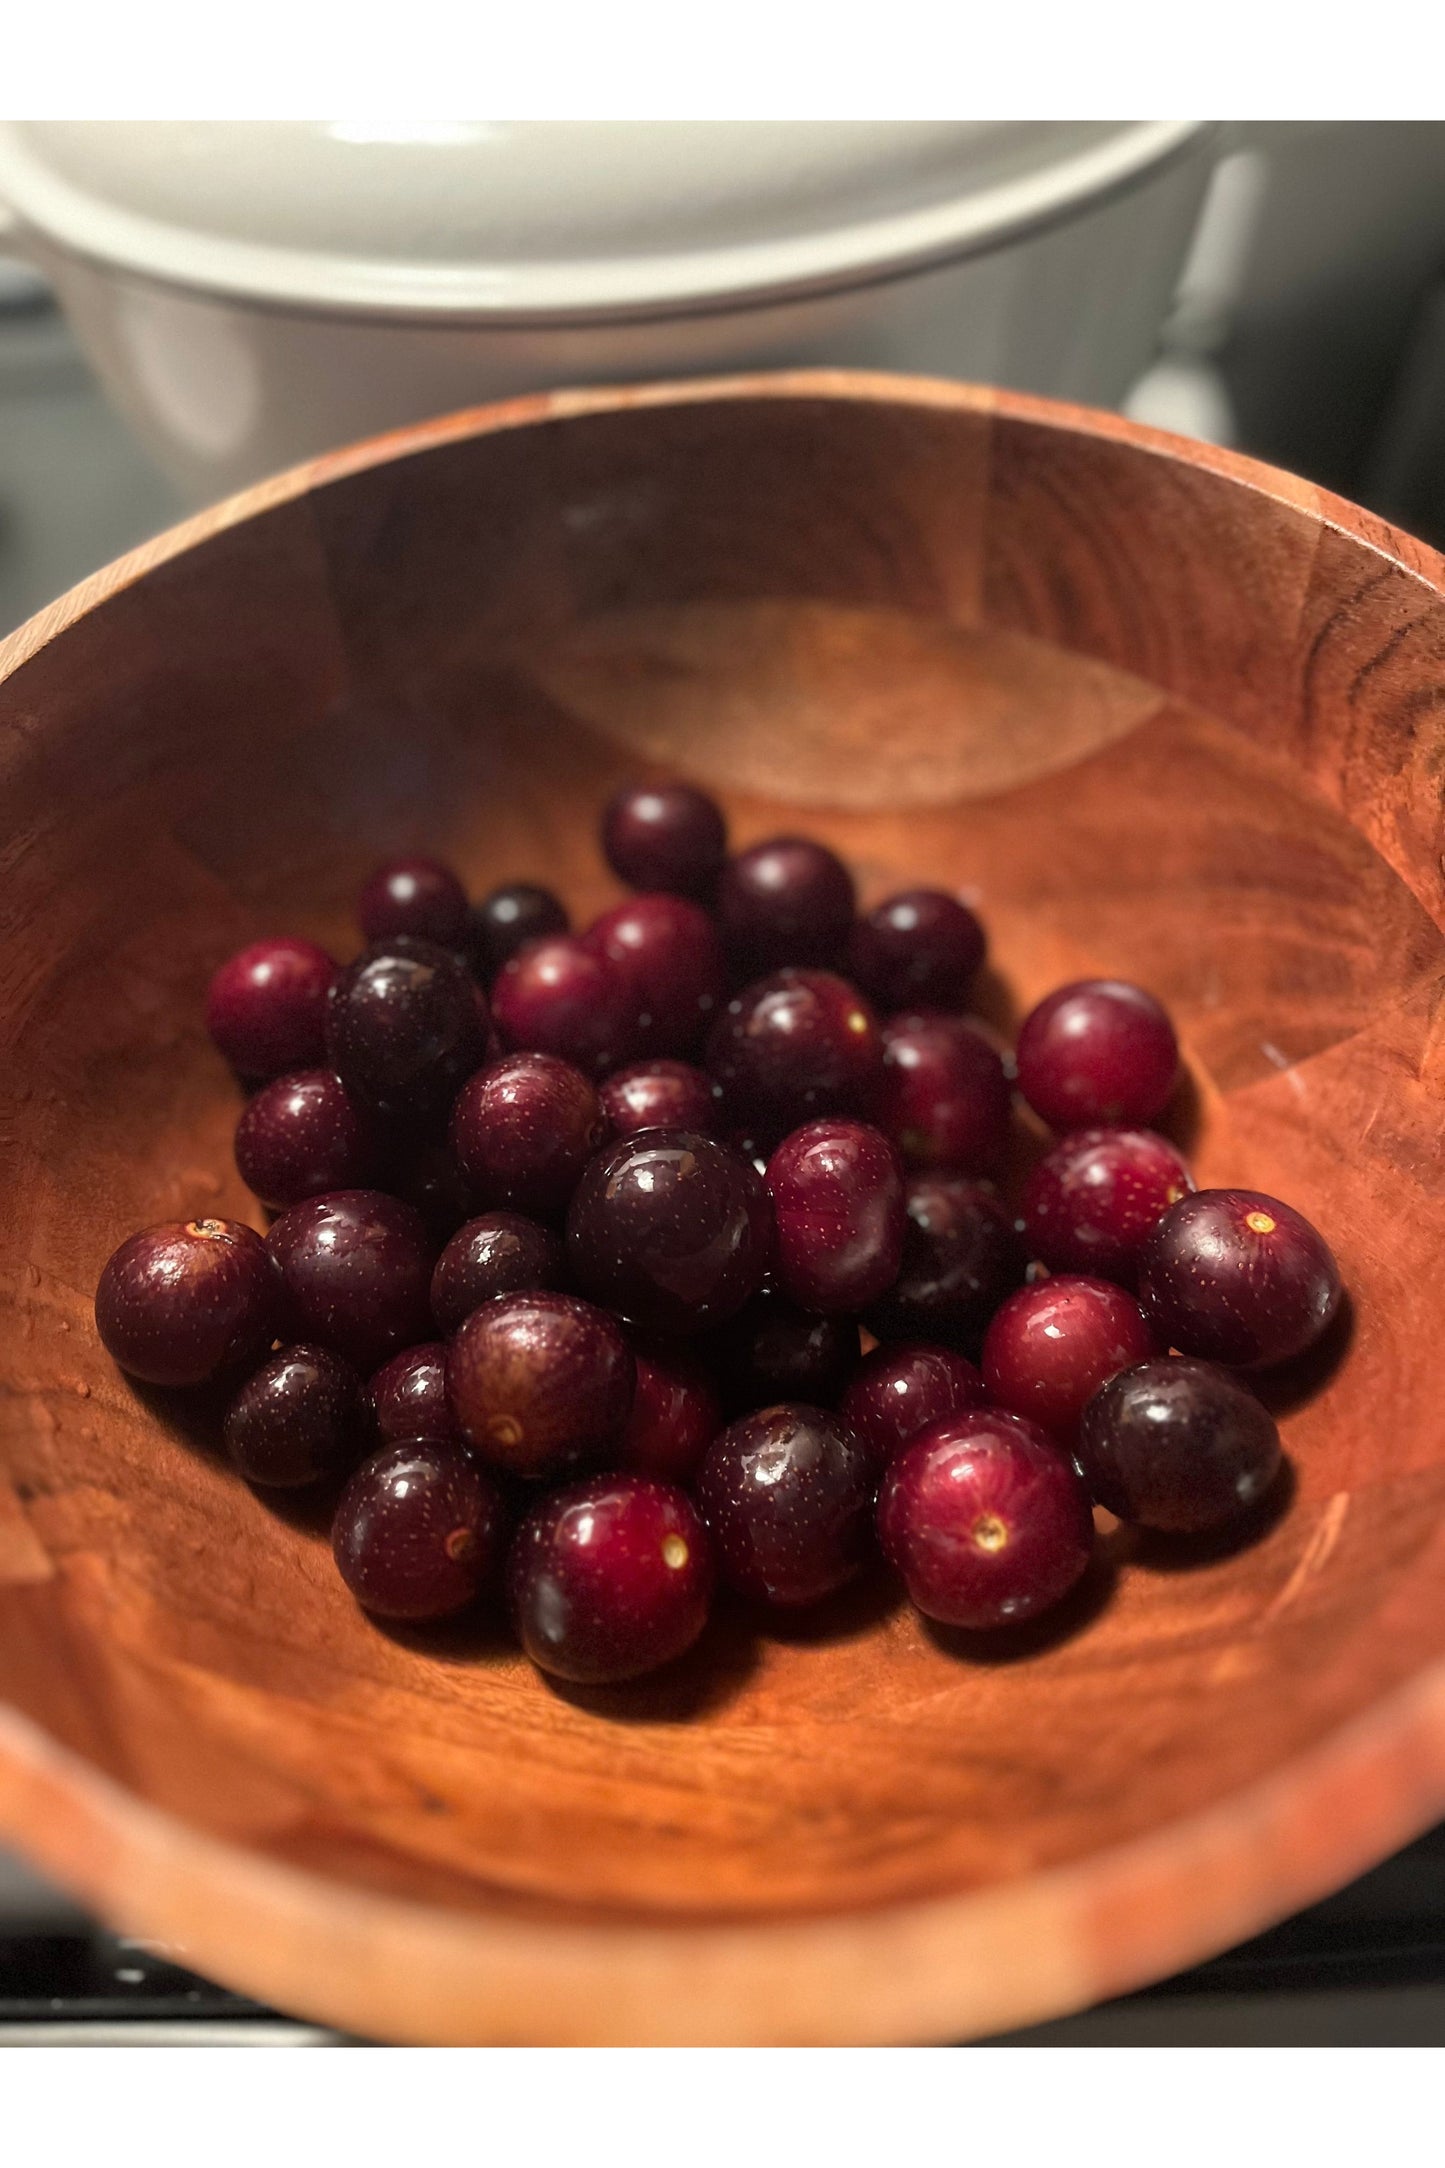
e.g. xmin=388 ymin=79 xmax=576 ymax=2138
xmin=1021 ymin=1127 xmax=1195 ymax=1285
xmin=875 ymin=1011 xmax=1011 ymax=1174
xmin=448 ymin=1052 xmax=607 ymax=1221
xmin=509 ymin=1474 xmax=715 ymax=1682
xmin=616 ymin=1341 xmax=723 ymax=1482
xmin=367 ymin=1342 xmax=458 ymax=1446
xmin=845 ymin=890 xmax=986 ymax=1013
xmin=358 ymin=856 xmax=470 ymax=949
xmin=430 ymin=1212 xmax=565 ymax=1335
xmin=839 ymin=1342 xmax=986 ymax=1474
xmin=205 ymin=937 xmax=337 ymax=1079
xmin=333 ymin=1440 xmax=507 ymax=1620
xmin=325 ymin=937 xmax=492 ymax=1123
xmin=446 ymin=1290 xmax=635 ymax=1479
xmin=566 ymin=1129 xmax=773 ymax=1336
xmin=1077 ymin=1358 xmax=1283 ymax=1532
xmin=705 ymin=968 xmax=884 ymax=1143
xmin=234 ymin=1068 xmax=381 ymax=1211
xmin=599 ymin=1059 xmax=717 ymax=1138
xmin=878 ymin=1410 xmax=1095 ymax=1630
xmin=224 ymin=1344 xmax=364 ymax=1487
xmin=982 ymin=1276 xmax=1161 ymax=1440
xmin=1138 ymin=1188 xmax=1342 ymax=1369
xmin=94 ymin=1217 xmax=280 ymax=1388
xmin=491 ymin=935 xmax=637 ymax=1078
xmin=266 ymin=1191 xmax=435 ymax=1373
xmin=696 ymin=1405 xmax=874 ymax=1609
xmin=713 ymin=1293 xmax=861 ymax=1416
xmin=716 ymin=835 xmax=856 ymax=972
xmin=764 ymin=1117 xmax=905 ymax=1314
xmin=470 ymin=882 xmax=570 ymax=976
xmin=582 ymin=894 xmax=726 ymax=1058
xmin=1015 ymin=978 xmax=1179 ymax=1131
xmin=864 ymin=1174 xmax=1024 ymax=1353
xmin=602 ymin=782 xmax=727 ymax=900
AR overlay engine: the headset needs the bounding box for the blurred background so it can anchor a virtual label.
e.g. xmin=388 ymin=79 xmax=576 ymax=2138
xmin=3 ymin=117 xmax=1445 ymax=2043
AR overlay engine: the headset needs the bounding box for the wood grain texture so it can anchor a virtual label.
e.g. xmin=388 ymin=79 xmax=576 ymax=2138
xmin=1 ymin=371 xmax=1444 ymax=2043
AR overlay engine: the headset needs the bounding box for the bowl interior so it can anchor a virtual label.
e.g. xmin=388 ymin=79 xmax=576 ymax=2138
xmin=2 ymin=384 xmax=1445 ymax=1977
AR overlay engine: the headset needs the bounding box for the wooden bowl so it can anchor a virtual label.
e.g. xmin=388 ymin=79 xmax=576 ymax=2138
xmin=2 ymin=373 xmax=1444 ymax=2046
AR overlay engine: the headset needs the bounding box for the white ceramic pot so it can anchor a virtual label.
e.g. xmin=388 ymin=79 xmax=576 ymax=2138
xmin=0 ymin=121 xmax=1217 ymax=503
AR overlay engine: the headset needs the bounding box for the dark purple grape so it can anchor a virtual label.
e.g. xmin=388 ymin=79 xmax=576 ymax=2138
xmin=431 ymin=1211 xmax=565 ymax=1335
xmin=764 ymin=1116 xmax=904 ymax=1314
xmin=491 ymin=934 xmax=636 ymax=1077
xmin=509 ymin=1474 xmax=714 ymax=1682
xmin=205 ymin=937 xmax=336 ymax=1079
xmin=266 ymin=1190 xmax=434 ymax=1373
xmin=368 ymin=1341 xmax=457 ymax=1445
xmin=845 ymin=890 xmax=985 ymax=1012
xmin=863 ymin=1173 xmax=1023 ymax=1353
xmin=224 ymin=1344 xmax=363 ymax=1487
xmin=705 ymin=968 xmax=883 ymax=1143
xmin=1016 ymin=978 xmax=1179 ymax=1131
xmin=616 ymin=1341 xmax=722 ymax=1482
xmin=838 ymin=1342 xmax=986 ymax=1474
xmin=1077 ymin=1357 xmax=1283 ymax=1532
xmin=449 ymin=1051 xmax=606 ymax=1222
xmin=602 ymin=781 xmax=727 ymax=900
xmin=713 ymin=1294 xmax=860 ymax=1416
xmin=566 ymin=1129 xmax=772 ymax=1336
xmin=1021 ymin=1127 xmax=1195 ymax=1286
xmin=599 ymin=1059 xmax=716 ymax=1138
xmin=234 ymin=1068 xmax=380 ymax=1211
xmin=875 ymin=1011 xmax=1010 ymax=1174
xmin=358 ymin=856 xmax=469 ymax=949
xmin=982 ymin=1276 xmax=1160 ymax=1440
xmin=386 ymin=1137 xmax=475 ymax=1244
xmin=696 ymin=1404 xmax=874 ymax=1609
xmin=878 ymin=1410 xmax=1094 ymax=1629
xmin=446 ymin=1291 xmax=635 ymax=1479
xmin=582 ymin=894 xmax=725 ymax=1058
xmin=333 ymin=1440 xmax=506 ymax=1620
xmin=470 ymin=882 xmax=571 ymax=978
xmin=325 ymin=936 xmax=492 ymax=1123
xmin=1138 ymin=1188 xmax=1342 ymax=1369
xmin=716 ymin=836 xmax=855 ymax=972
xmin=95 ymin=1217 xmax=279 ymax=1388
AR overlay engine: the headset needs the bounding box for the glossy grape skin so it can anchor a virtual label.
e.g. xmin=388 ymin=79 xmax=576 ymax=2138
xmin=325 ymin=937 xmax=492 ymax=1123
xmin=1077 ymin=1357 xmax=1284 ymax=1532
xmin=599 ymin=1060 xmax=717 ymax=1139
xmin=845 ymin=890 xmax=986 ymax=1013
xmin=446 ymin=1291 xmax=635 ymax=1480
xmin=333 ymin=1440 xmax=507 ymax=1620
xmin=1016 ymin=978 xmax=1179 ymax=1131
xmin=1021 ymin=1127 xmax=1195 ymax=1286
xmin=864 ymin=1174 xmax=1024 ymax=1353
xmin=470 ymin=882 xmax=570 ymax=977
xmin=1138 ymin=1188 xmax=1343 ymax=1369
xmin=430 ymin=1212 xmax=565 ymax=1335
xmin=358 ymin=856 xmax=470 ymax=949
xmin=367 ymin=1342 xmax=458 ymax=1446
xmin=234 ymin=1068 xmax=380 ymax=1211
xmin=448 ymin=1052 xmax=607 ymax=1221
xmin=713 ymin=1294 xmax=861 ymax=1417
xmin=491 ymin=934 xmax=636 ymax=1078
xmin=509 ymin=1474 xmax=715 ymax=1682
xmin=602 ymin=782 xmax=727 ymax=900
xmin=582 ymin=894 xmax=725 ymax=1059
xmin=875 ymin=1011 xmax=1011 ymax=1175
xmin=616 ymin=1341 xmax=723 ymax=1483
xmin=95 ymin=1217 xmax=279 ymax=1388
xmin=224 ymin=1344 xmax=364 ymax=1487
xmin=716 ymin=836 xmax=856 ymax=972
xmin=982 ymin=1276 xmax=1161 ymax=1440
xmin=696 ymin=1405 xmax=874 ymax=1609
xmin=764 ymin=1117 xmax=905 ymax=1315
xmin=878 ymin=1410 xmax=1094 ymax=1630
xmin=566 ymin=1129 xmax=772 ymax=1337
xmin=205 ymin=937 xmax=336 ymax=1079
xmin=266 ymin=1190 xmax=435 ymax=1373
xmin=705 ymin=968 xmax=883 ymax=1144
xmin=839 ymin=1342 xmax=986 ymax=1475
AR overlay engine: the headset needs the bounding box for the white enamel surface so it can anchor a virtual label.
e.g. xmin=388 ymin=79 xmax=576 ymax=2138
xmin=0 ymin=120 xmax=1207 ymax=318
